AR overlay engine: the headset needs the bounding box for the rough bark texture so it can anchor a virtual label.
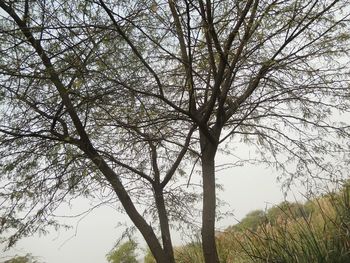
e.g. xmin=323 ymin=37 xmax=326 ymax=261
xmin=155 ymin=189 xmax=176 ymax=263
xmin=200 ymin=132 xmax=220 ymax=263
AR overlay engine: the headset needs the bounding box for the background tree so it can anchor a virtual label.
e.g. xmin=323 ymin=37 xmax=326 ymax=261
xmin=1 ymin=1 xmax=350 ymax=263
xmin=235 ymin=210 xmax=266 ymax=232
xmin=143 ymin=249 xmax=156 ymax=263
xmin=106 ymin=240 xmax=138 ymax=263
xmin=1 ymin=254 xmax=40 ymax=263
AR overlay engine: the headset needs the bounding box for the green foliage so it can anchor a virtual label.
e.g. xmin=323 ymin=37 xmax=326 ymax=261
xmin=235 ymin=210 xmax=266 ymax=231
xmin=1 ymin=254 xmax=40 ymax=263
xmin=265 ymin=201 xmax=311 ymax=225
xmin=143 ymin=249 xmax=156 ymax=263
xmin=106 ymin=240 xmax=138 ymax=263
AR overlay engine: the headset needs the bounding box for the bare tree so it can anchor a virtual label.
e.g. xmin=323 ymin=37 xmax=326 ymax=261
xmin=1 ymin=1 xmax=350 ymax=262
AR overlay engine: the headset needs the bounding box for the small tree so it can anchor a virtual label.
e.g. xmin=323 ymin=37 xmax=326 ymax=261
xmin=106 ymin=240 xmax=138 ymax=263
xmin=237 ymin=210 xmax=266 ymax=231
xmin=1 ymin=254 xmax=39 ymax=263
xmin=143 ymin=249 xmax=156 ymax=263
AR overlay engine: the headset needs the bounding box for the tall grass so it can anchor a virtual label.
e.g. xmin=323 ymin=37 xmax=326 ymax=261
xmin=175 ymin=241 xmax=204 ymax=263
xmin=174 ymin=183 xmax=350 ymax=263
xmin=227 ymin=183 xmax=350 ymax=263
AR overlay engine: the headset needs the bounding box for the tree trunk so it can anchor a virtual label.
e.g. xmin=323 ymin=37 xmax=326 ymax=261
xmin=155 ymin=189 xmax=176 ymax=263
xmin=83 ymin=147 xmax=169 ymax=263
xmin=200 ymin=134 xmax=220 ymax=263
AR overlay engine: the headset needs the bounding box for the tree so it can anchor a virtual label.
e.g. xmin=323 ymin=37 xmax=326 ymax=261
xmin=236 ymin=210 xmax=266 ymax=231
xmin=144 ymin=249 xmax=156 ymax=263
xmin=106 ymin=240 xmax=138 ymax=263
xmin=0 ymin=1 xmax=350 ymax=263
xmin=1 ymin=254 xmax=40 ymax=263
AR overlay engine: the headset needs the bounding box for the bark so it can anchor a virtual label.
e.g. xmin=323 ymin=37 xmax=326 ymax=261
xmin=155 ymin=189 xmax=176 ymax=263
xmin=82 ymin=146 xmax=169 ymax=263
xmin=200 ymin=133 xmax=220 ymax=263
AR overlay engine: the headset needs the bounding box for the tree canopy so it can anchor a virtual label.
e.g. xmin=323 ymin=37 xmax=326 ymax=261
xmin=1 ymin=1 xmax=350 ymax=262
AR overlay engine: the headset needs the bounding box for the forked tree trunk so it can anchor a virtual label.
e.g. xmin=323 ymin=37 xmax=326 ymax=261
xmin=83 ymin=148 xmax=170 ymax=263
xmin=200 ymin=133 xmax=220 ymax=263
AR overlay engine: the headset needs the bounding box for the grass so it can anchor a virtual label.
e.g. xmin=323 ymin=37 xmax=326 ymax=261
xmin=173 ymin=182 xmax=350 ymax=263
